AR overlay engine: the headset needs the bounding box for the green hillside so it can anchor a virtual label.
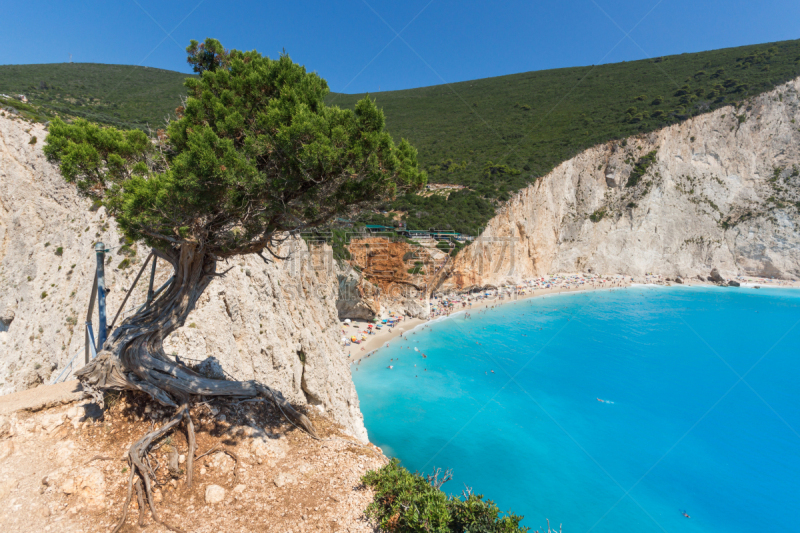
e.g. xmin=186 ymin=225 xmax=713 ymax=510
xmin=330 ymin=38 xmax=800 ymax=235
xmin=0 ymin=63 xmax=190 ymax=130
xmin=2 ymin=38 xmax=799 ymax=235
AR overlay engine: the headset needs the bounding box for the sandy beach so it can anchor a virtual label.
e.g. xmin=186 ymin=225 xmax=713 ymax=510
xmin=342 ymin=273 xmax=633 ymax=363
xmin=341 ymin=272 xmax=800 ymax=366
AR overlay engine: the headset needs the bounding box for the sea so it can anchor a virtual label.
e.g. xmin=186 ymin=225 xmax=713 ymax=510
xmin=351 ymin=286 xmax=800 ymax=532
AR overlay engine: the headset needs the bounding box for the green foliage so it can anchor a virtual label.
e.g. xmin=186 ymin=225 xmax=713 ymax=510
xmin=330 ymin=39 xmax=800 ymax=235
xmin=185 ymin=38 xmax=231 ymax=73
xmin=626 ymin=150 xmax=658 ymax=187
xmin=40 ymin=291 xmax=48 ymax=299
xmin=589 ymin=208 xmax=606 ymax=222
xmin=362 ymin=459 xmax=529 ymax=533
xmin=28 ymin=136 xmax=37 ymax=145
xmin=44 ymin=39 xmax=426 ymax=257
xmin=384 ymin=189 xmax=495 ymax=236
xmin=0 ymin=64 xmax=191 ymax=130
xmin=117 ymin=258 xmax=132 ymax=269
xmin=0 ymin=95 xmax=54 ymax=123
xmin=11 ymin=38 xmax=800 ymax=238
xmin=43 ymin=119 xmax=153 ymax=199
xmin=55 ymin=246 xmax=63 ymax=256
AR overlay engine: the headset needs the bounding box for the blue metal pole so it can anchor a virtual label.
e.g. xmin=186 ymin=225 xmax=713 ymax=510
xmin=95 ymin=242 xmax=108 ymax=349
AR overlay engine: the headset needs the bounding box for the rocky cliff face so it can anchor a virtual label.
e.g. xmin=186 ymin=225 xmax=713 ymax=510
xmin=451 ymin=77 xmax=800 ymax=286
xmin=0 ymin=113 xmax=367 ymax=441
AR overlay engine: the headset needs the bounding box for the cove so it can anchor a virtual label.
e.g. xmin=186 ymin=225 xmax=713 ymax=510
xmin=352 ymin=286 xmax=800 ymax=532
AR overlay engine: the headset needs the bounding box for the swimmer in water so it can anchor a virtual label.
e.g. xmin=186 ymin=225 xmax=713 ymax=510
xmin=681 ymin=510 xmax=690 ymax=518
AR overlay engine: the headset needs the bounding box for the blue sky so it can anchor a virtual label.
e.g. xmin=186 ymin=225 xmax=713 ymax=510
xmin=2 ymin=0 xmax=798 ymax=93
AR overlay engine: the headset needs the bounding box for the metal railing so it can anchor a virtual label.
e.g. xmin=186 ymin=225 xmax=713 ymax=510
xmin=51 ymin=244 xmax=168 ymax=384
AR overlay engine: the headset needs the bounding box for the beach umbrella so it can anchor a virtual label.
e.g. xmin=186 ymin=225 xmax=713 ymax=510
xmin=344 ymin=318 xmax=351 ymax=324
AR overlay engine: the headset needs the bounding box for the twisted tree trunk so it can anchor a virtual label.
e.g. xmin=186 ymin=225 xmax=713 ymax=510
xmin=76 ymin=243 xmax=317 ymax=531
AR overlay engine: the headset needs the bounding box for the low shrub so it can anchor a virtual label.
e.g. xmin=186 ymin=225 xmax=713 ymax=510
xmin=29 ymin=136 xmax=37 ymax=145
xmin=362 ymin=459 xmax=529 ymax=532
xmin=55 ymin=246 xmax=63 ymax=256
xmin=589 ymin=208 xmax=607 ymax=223
xmin=626 ymin=150 xmax=658 ymax=187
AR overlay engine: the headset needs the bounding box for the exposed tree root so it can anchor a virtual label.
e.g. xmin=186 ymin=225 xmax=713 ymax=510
xmin=76 ymin=245 xmax=320 ymax=530
xmin=195 ymin=443 xmax=221 ymax=461
xmin=134 ymin=478 xmax=146 ymax=527
xmin=217 ymin=448 xmax=240 ymax=488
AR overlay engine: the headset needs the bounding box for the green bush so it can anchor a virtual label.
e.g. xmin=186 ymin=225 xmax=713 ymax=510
xmin=29 ymin=136 xmax=37 ymax=145
xmin=589 ymin=208 xmax=606 ymax=223
xmin=40 ymin=291 xmax=48 ymax=299
xmin=626 ymin=150 xmax=658 ymax=187
xmin=55 ymin=246 xmax=63 ymax=256
xmin=117 ymin=258 xmax=131 ymax=269
xmin=362 ymin=459 xmax=529 ymax=532
xmin=4 ymin=40 xmax=798 ymax=240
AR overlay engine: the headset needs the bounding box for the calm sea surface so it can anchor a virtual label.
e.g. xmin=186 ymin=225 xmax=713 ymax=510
xmin=351 ymin=286 xmax=800 ymax=532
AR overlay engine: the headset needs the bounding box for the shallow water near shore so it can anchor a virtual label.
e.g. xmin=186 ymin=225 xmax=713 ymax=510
xmin=352 ymin=286 xmax=800 ymax=532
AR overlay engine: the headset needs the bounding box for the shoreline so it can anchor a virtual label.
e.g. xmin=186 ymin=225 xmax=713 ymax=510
xmin=344 ymin=276 xmax=633 ymax=364
xmin=343 ymin=274 xmax=800 ymax=366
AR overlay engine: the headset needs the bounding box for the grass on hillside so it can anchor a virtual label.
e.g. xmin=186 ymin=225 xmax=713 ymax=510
xmin=3 ymin=39 xmax=799 ymax=236
xmin=0 ymin=63 xmax=190 ymax=130
xmin=329 ymin=38 xmax=800 ymax=235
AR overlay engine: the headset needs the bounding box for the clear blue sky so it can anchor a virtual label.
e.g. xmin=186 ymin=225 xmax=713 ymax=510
xmin=3 ymin=0 xmax=798 ymax=94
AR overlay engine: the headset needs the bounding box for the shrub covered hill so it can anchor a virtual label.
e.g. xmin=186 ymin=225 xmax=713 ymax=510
xmin=2 ymin=38 xmax=799 ymax=235
xmin=0 ymin=63 xmax=190 ymax=130
xmin=332 ymin=38 xmax=800 ymax=235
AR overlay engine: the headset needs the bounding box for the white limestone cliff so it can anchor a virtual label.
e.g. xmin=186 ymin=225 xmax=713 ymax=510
xmin=451 ymin=77 xmax=800 ymax=286
xmin=0 ymin=113 xmax=367 ymax=441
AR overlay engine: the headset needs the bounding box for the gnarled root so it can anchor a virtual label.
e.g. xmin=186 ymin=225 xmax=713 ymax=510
xmin=79 ymin=244 xmax=319 ymax=530
xmin=113 ymin=405 xmax=189 ymax=533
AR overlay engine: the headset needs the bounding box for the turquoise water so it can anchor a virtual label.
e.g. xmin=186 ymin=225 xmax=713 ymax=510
xmin=352 ymin=286 xmax=800 ymax=532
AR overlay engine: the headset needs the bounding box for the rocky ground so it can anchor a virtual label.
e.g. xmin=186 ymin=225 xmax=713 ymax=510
xmin=0 ymin=390 xmax=387 ymax=533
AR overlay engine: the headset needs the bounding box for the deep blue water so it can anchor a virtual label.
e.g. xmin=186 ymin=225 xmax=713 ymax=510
xmin=351 ymin=286 xmax=800 ymax=532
